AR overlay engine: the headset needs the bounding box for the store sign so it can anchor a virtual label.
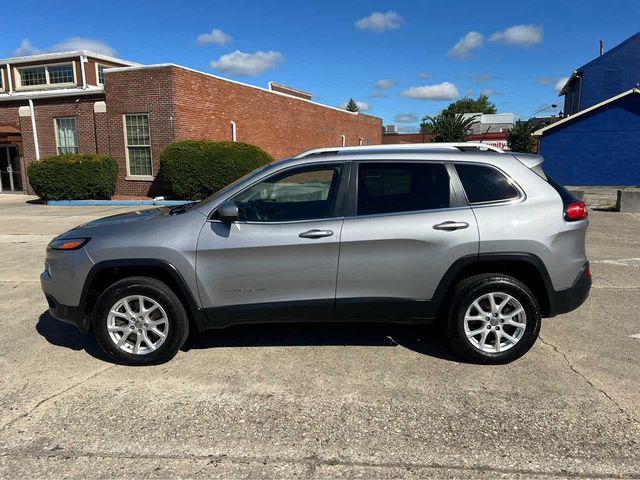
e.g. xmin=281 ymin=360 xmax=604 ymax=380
xmin=482 ymin=140 xmax=510 ymax=150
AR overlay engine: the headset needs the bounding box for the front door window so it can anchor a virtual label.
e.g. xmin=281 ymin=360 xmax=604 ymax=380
xmin=231 ymin=164 xmax=343 ymax=222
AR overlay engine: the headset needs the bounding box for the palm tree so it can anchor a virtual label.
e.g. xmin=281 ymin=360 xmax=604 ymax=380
xmin=421 ymin=113 xmax=478 ymax=142
xmin=506 ymin=120 xmax=541 ymax=153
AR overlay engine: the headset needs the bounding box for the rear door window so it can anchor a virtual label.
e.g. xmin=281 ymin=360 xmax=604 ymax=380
xmin=357 ymin=162 xmax=450 ymax=215
xmin=454 ymin=163 xmax=520 ymax=204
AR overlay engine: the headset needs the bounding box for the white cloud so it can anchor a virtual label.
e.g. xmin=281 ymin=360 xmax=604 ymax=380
xmin=210 ymin=50 xmax=283 ymax=76
xmin=13 ymin=37 xmax=117 ymax=57
xmin=394 ymin=113 xmax=418 ymax=123
xmin=396 ymin=125 xmax=420 ymax=134
xmin=338 ymin=100 xmax=370 ymax=111
xmin=481 ymin=88 xmax=504 ymax=96
xmin=369 ymin=91 xmax=385 ymax=98
xmin=489 ymin=25 xmax=543 ymax=47
xmin=400 ymin=82 xmax=459 ymax=101
xmin=13 ymin=38 xmax=40 ymax=56
xmin=355 ymin=11 xmax=404 ymax=33
xmin=536 ymin=76 xmax=555 ymax=85
xmin=447 ymin=31 xmax=484 ymax=59
xmin=375 ymin=79 xmax=397 ymax=89
xmin=470 ymin=73 xmax=493 ymax=84
xmin=418 ymin=72 xmax=432 ymax=80
xmin=196 ymin=28 xmax=233 ymax=46
xmin=554 ymin=77 xmax=569 ymax=93
xmin=50 ymin=38 xmax=117 ymax=56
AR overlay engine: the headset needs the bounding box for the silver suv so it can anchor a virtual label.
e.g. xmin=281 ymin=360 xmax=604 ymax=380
xmin=40 ymin=143 xmax=591 ymax=365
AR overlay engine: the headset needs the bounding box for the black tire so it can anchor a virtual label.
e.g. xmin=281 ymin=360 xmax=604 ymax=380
xmin=445 ymin=274 xmax=541 ymax=364
xmin=92 ymin=276 xmax=189 ymax=366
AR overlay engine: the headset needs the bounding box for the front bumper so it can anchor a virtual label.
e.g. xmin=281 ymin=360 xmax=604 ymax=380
xmin=43 ymin=290 xmax=90 ymax=332
xmin=548 ymin=262 xmax=592 ymax=317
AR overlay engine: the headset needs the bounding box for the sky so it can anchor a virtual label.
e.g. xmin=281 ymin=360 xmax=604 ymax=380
xmin=2 ymin=0 xmax=640 ymax=133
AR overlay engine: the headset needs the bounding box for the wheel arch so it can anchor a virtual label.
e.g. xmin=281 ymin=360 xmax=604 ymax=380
xmin=431 ymin=253 xmax=554 ymax=319
xmin=81 ymin=259 xmax=207 ymax=332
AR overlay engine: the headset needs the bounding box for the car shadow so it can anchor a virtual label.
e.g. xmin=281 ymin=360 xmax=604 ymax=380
xmin=36 ymin=311 xmax=112 ymax=362
xmin=36 ymin=311 xmax=463 ymax=363
xmin=183 ymin=321 xmax=463 ymax=363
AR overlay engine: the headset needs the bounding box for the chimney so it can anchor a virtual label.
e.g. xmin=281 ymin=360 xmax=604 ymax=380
xmin=600 ymin=39 xmax=605 ymax=56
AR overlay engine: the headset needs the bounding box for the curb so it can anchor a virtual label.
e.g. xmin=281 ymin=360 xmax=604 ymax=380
xmin=46 ymin=200 xmax=191 ymax=206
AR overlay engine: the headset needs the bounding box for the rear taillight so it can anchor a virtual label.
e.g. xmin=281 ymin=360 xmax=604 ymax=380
xmin=565 ymin=201 xmax=588 ymax=221
xmin=585 ymin=266 xmax=591 ymax=278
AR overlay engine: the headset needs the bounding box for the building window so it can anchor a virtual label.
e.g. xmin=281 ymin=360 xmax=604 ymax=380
xmin=0 ymin=71 xmax=4 ymax=91
xmin=16 ymin=63 xmax=76 ymax=89
xmin=48 ymin=64 xmax=75 ymax=84
xmin=97 ymin=64 xmax=106 ymax=85
xmin=19 ymin=66 xmax=47 ymax=86
xmin=55 ymin=118 xmax=79 ymax=154
xmin=124 ymin=114 xmax=152 ymax=177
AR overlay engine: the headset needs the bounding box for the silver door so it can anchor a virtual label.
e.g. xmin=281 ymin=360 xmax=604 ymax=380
xmin=196 ymin=163 xmax=346 ymax=326
xmin=335 ymin=161 xmax=479 ymax=320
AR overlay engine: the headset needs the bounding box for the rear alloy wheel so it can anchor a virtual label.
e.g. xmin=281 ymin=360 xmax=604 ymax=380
xmin=93 ymin=277 xmax=189 ymax=365
xmin=463 ymin=292 xmax=527 ymax=354
xmin=446 ymin=274 xmax=541 ymax=364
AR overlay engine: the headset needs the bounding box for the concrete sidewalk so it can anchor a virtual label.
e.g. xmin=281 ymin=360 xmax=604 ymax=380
xmin=0 ymin=194 xmax=639 ymax=478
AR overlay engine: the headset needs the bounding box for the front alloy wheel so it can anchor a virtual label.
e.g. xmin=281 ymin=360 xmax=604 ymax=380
xmin=93 ymin=277 xmax=189 ymax=365
xmin=107 ymin=295 xmax=170 ymax=355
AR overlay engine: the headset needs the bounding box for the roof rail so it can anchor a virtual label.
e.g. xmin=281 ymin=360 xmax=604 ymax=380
xmin=294 ymin=142 xmax=504 ymax=158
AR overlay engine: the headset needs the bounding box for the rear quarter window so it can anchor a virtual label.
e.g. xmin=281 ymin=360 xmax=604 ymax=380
xmin=455 ymin=163 xmax=520 ymax=204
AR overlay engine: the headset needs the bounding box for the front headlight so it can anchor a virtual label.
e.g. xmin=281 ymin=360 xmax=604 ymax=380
xmin=47 ymin=238 xmax=90 ymax=251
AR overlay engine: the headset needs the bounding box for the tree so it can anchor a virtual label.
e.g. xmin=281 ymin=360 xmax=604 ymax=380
xmin=441 ymin=94 xmax=497 ymax=116
xmin=345 ymin=98 xmax=360 ymax=112
xmin=506 ymin=120 xmax=541 ymax=153
xmin=421 ymin=112 xmax=478 ymax=142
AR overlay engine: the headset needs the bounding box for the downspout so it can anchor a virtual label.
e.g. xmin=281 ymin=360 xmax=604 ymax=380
xmin=79 ymin=55 xmax=87 ymax=89
xmin=28 ymin=99 xmax=40 ymax=160
xmin=230 ymin=121 xmax=237 ymax=142
xmin=6 ymin=64 xmax=13 ymax=94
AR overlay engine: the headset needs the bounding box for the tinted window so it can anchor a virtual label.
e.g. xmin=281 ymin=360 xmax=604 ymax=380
xmin=546 ymin=176 xmax=576 ymax=206
xmin=357 ymin=163 xmax=450 ymax=216
xmin=232 ymin=164 xmax=342 ymax=222
xmin=455 ymin=164 xmax=519 ymax=204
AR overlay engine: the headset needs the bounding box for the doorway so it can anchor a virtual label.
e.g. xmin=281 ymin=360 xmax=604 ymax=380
xmin=0 ymin=146 xmax=23 ymax=192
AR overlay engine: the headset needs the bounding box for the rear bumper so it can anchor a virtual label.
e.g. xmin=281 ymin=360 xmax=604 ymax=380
xmin=548 ymin=263 xmax=591 ymax=317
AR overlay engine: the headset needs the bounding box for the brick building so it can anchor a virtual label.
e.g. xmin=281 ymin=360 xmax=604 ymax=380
xmin=0 ymin=51 xmax=382 ymax=197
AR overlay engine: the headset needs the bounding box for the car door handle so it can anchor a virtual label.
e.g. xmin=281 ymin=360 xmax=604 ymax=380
xmin=299 ymin=229 xmax=334 ymax=239
xmin=433 ymin=221 xmax=470 ymax=231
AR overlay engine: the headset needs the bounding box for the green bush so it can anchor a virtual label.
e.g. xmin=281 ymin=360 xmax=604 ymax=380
xmin=159 ymin=140 xmax=273 ymax=200
xmin=27 ymin=154 xmax=118 ymax=200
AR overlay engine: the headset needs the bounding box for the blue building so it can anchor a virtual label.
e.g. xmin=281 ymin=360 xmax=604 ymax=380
xmin=535 ymin=33 xmax=640 ymax=185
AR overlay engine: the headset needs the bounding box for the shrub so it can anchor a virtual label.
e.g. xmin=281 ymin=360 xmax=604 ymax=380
xmin=159 ymin=140 xmax=273 ymax=200
xmin=27 ymin=154 xmax=118 ymax=200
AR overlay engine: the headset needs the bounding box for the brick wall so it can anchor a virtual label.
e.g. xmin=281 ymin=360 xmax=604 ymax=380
xmin=103 ymin=66 xmax=176 ymax=197
xmin=171 ymin=66 xmax=382 ymax=159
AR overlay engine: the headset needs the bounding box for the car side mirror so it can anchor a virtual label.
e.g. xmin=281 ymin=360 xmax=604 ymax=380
xmin=217 ymin=200 xmax=239 ymax=223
